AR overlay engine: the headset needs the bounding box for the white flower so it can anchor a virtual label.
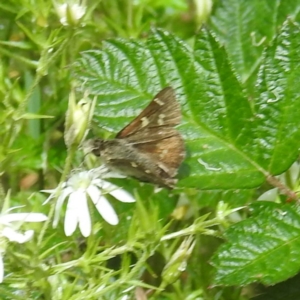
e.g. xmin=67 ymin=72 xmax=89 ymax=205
xmin=0 ymin=210 xmax=48 ymax=283
xmin=43 ymin=170 xmax=135 ymax=237
xmin=0 ymin=211 xmax=48 ymax=243
xmin=56 ymin=2 xmax=86 ymax=26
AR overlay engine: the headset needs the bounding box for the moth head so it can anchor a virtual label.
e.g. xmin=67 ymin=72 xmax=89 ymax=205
xmin=82 ymin=138 xmax=104 ymax=156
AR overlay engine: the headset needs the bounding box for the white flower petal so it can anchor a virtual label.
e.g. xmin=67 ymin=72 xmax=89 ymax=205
xmin=96 ymin=180 xmax=135 ymax=203
xmin=2 ymin=227 xmax=34 ymax=243
xmin=53 ymin=187 xmax=73 ymax=227
xmin=42 ymin=183 xmax=70 ymax=205
xmin=64 ymin=192 xmax=81 ymax=236
xmin=56 ymin=3 xmax=67 ymax=18
xmin=94 ymin=179 xmax=117 ymax=190
xmin=43 ymin=194 xmax=55 ymax=205
xmin=72 ymin=4 xmax=86 ymax=19
xmin=58 ymin=186 xmax=73 ymax=200
xmin=94 ymin=180 xmax=135 ymax=202
xmin=109 ymin=189 xmax=135 ymax=203
xmin=0 ymin=254 xmax=3 ymax=283
xmin=77 ymin=195 xmax=91 ymax=237
xmin=41 ymin=188 xmax=56 ymax=194
xmin=88 ymin=185 xmax=119 ymax=225
xmin=0 ymin=213 xmax=47 ymax=224
xmin=18 ymin=230 xmax=34 ymax=243
xmin=56 ymin=3 xmax=86 ymax=26
xmin=96 ymin=197 xmax=119 ymax=226
xmin=5 ymin=205 xmax=25 ymax=213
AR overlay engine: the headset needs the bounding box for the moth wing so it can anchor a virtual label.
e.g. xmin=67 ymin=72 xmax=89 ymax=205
xmin=133 ymin=130 xmax=185 ymax=177
xmin=116 ymin=87 xmax=181 ymax=138
xmin=104 ymin=157 xmax=177 ymax=188
xmin=121 ymin=126 xmax=178 ymax=144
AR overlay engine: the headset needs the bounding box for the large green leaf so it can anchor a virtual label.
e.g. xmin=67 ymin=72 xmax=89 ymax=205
xmin=212 ymin=202 xmax=300 ymax=285
xmin=74 ymin=20 xmax=300 ymax=190
xmin=210 ymin=0 xmax=300 ymax=82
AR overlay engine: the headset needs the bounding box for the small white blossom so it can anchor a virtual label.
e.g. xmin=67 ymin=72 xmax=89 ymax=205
xmin=0 ymin=210 xmax=48 ymax=283
xmin=56 ymin=2 xmax=86 ymax=26
xmin=0 ymin=211 xmax=47 ymax=243
xmin=43 ymin=170 xmax=135 ymax=237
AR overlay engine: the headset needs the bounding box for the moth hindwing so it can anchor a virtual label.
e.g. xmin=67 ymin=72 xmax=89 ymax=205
xmin=89 ymin=87 xmax=185 ymax=188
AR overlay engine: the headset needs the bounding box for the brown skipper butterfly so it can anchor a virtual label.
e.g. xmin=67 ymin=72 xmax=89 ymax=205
xmin=86 ymin=87 xmax=185 ymax=188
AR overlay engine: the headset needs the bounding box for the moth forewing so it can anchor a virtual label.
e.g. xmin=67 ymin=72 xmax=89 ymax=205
xmin=133 ymin=131 xmax=185 ymax=177
xmin=116 ymin=87 xmax=181 ymax=138
xmin=121 ymin=127 xmax=179 ymax=144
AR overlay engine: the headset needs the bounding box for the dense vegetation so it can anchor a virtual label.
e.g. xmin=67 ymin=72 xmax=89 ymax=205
xmin=1 ymin=0 xmax=300 ymax=299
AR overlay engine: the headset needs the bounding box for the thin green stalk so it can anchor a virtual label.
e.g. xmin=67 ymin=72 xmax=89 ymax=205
xmin=19 ymin=30 xmax=74 ymax=114
xmin=0 ymin=47 xmax=38 ymax=68
xmin=7 ymin=30 xmax=74 ymax=150
xmin=267 ymin=175 xmax=298 ymax=200
xmin=161 ymin=218 xmax=220 ymax=241
xmin=127 ymin=0 xmax=133 ymax=35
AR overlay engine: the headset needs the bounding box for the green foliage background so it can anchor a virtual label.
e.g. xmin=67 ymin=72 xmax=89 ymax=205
xmin=1 ymin=0 xmax=300 ymax=299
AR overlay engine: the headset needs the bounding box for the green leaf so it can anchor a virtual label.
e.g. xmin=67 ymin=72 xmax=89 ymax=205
xmin=74 ymin=20 xmax=300 ymax=190
xmin=212 ymin=202 xmax=300 ymax=285
xmin=193 ymin=189 xmax=253 ymax=208
xmin=252 ymin=20 xmax=300 ymax=174
xmin=210 ymin=0 xmax=300 ymax=82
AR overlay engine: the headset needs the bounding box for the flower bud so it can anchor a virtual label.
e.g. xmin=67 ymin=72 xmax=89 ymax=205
xmin=64 ymin=89 xmax=96 ymax=148
xmin=216 ymin=201 xmax=244 ymax=226
xmin=194 ymin=0 xmax=213 ymax=25
xmin=161 ymin=236 xmax=195 ymax=286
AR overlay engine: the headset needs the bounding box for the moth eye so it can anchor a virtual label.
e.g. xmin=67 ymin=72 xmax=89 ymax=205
xmin=154 ymin=98 xmax=164 ymax=106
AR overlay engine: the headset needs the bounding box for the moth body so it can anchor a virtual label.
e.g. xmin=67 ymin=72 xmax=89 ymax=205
xmin=91 ymin=138 xmax=178 ymax=188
